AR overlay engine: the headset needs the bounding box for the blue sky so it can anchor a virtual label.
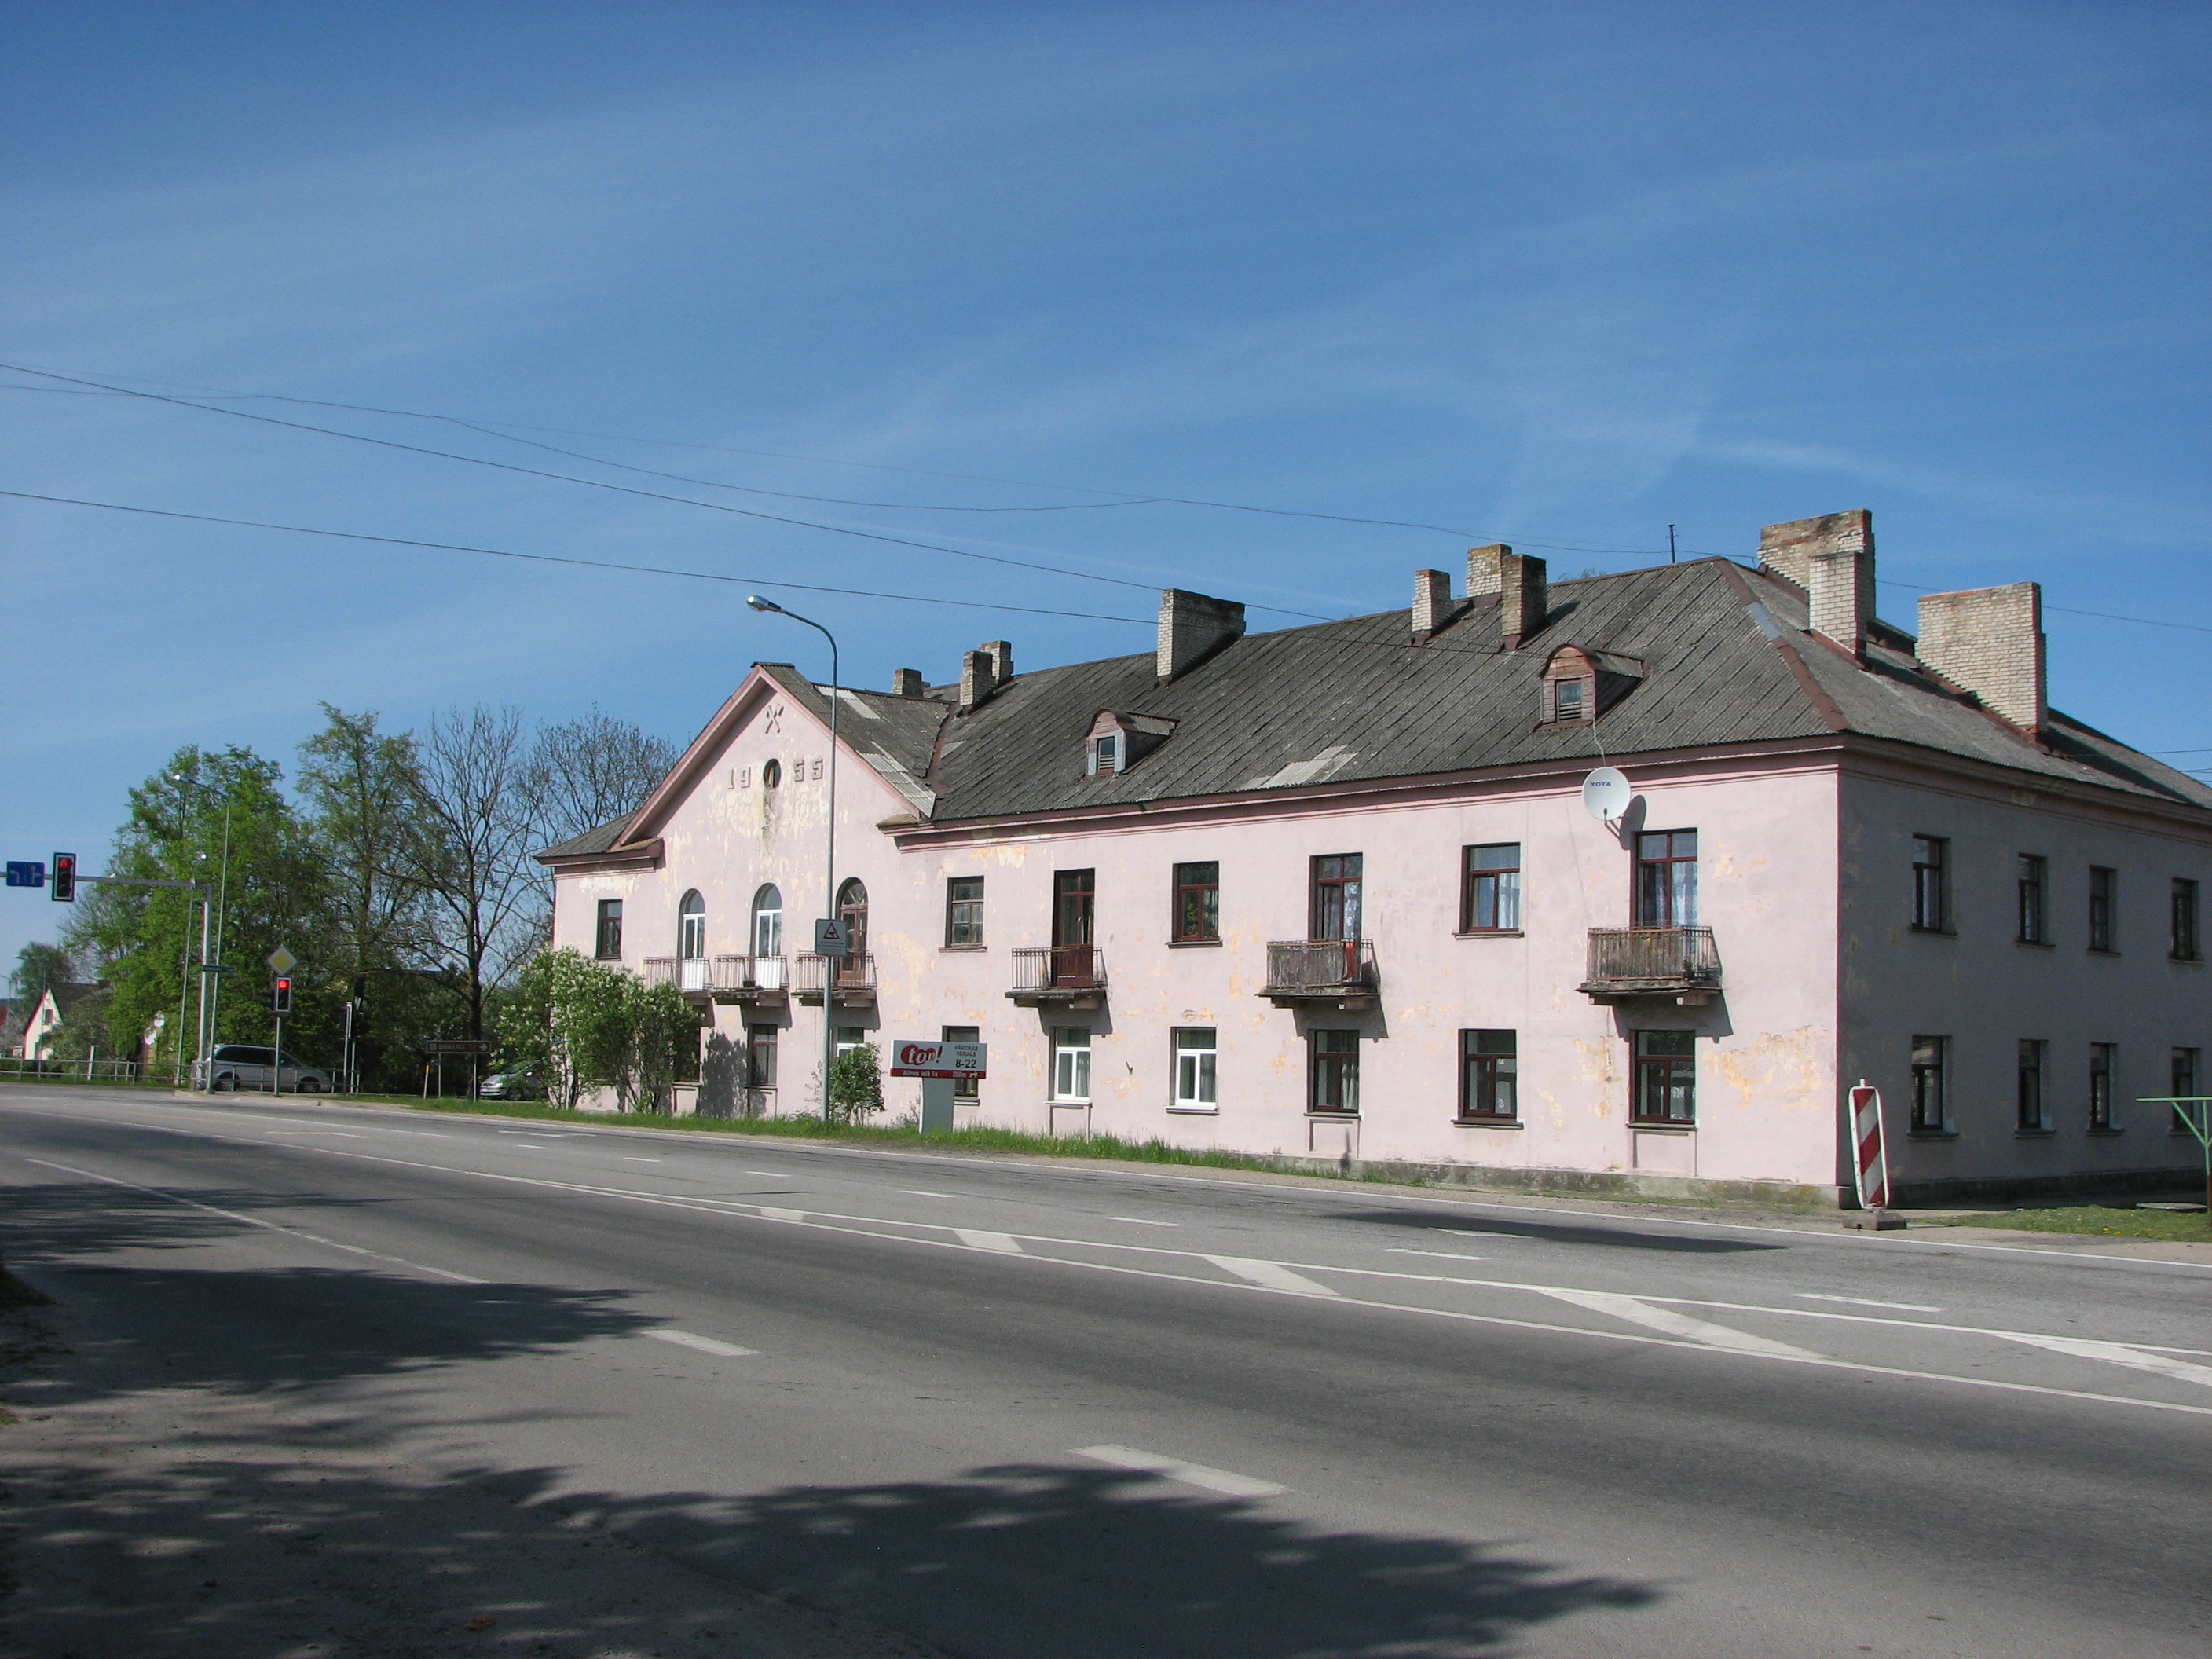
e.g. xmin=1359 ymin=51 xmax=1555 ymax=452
xmin=3 ymin=2 xmax=2207 ymax=976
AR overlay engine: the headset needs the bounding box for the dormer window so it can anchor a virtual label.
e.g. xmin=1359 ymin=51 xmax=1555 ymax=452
xmin=1540 ymin=643 xmax=1642 ymax=727
xmin=1083 ymin=709 xmax=1176 ymax=776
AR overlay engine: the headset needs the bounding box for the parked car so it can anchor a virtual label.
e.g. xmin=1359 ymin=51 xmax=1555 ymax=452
xmin=195 ymin=1045 xmax=331 ymax=1093
xmin=478 ymin=1068 xmax=544 ymax=1101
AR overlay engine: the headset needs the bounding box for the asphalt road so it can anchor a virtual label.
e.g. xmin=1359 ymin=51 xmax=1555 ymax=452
xmin=2 ymin=1085 xmax=2207 ymax=1658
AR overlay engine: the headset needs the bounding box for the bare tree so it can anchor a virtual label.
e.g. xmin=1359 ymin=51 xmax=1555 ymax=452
xmin=405 ymin=705 xmax=542 ymax=1042
xmin=528 ymin=707 xmax=679 ymax=846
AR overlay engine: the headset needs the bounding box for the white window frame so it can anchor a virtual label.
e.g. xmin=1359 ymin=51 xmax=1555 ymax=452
xmin=1170 ymin=1027 xmax=1218 ymax=1112
xmin=1052 ymin=1027 xmax=1092 ymax=1102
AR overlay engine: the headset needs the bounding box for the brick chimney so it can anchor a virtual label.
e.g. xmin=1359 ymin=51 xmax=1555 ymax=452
xmin=958 ymin=649 xmax=998 ymax=711
xmin=891 ymin=668 xmax=925 ymax=698
xmin=1157 ymin=588 xmax=1244 ymax=683
xmin=1467 ymin=544 xmax=1511 ymax=597
xmin=1411 ymin=569 xmax=1454 ymax=642
xmin=1759 ymin=510 xmax=1875 ymax=657
xmin=1500 ymin=551 xmax=1548 ymax=650
xmin=1917 ymin=582 xmax=2047 ymax=738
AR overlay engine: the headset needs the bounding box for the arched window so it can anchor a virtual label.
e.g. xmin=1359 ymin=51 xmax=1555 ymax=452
xmin=751 ymin=884 xmax=783 ymax=959
xmin=836 ymin=877 xmax=869 ymax=983
xmin=677 ymin=891 xmax=707 ymax=960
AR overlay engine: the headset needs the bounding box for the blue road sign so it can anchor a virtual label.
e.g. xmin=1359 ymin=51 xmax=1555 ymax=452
xmin=5 ymin=862 xmax=45 ymax=888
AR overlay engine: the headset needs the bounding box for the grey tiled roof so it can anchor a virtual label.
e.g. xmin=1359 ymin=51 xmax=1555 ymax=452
xmin=547 ymin=560 xmax=2207 ymax=855
xmin=539 ymin=818 xmax=634 ymax=859
xmin=905 ymin=558 xmax=2209 ymax=822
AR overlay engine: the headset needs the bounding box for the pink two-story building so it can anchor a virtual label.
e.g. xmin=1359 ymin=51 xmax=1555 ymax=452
xmin=541 ymin=511 xmax=2210 ymax=1205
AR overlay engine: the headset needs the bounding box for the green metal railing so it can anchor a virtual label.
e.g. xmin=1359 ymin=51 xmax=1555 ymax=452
xmin=2140 ymin=1097 xmax=2211 ymax=1214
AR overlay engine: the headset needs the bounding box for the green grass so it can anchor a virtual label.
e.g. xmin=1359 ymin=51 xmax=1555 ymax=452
xmin=1935 ymin=1205 xmax=2211 ymax=1243
xmin=348 ymin=1094 xmax=1394 ymax=1180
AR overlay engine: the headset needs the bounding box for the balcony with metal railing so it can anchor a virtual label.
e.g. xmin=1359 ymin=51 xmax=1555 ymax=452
xmin=647 ymin=954 xmax=790 ymax=1005
xmin=796 ymin=952 xmax=877 ymax=1006
xmin=1008 ymin=944 xmax=1107 ymax=1009
xmin=1262 ymin=939 xmax=1378 ymax=1009
xmin=1578 ymin=927 xmax=1722 ymax=1005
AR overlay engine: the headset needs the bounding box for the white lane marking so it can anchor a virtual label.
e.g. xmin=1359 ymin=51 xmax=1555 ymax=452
xmin=69 ymin=1127 xmax=2212 ymax=1419
xmin=21 ymin=1157 xmax=485 ymax=1284
xmin=27 ymin=1097 xmax=2210 ymax=1280
xmin=515 ymin=1144 xmax=556 ymax=1150
xmin=1796 ymin=1293 xmax=1943 ymax=1313
xmin=1205 ymin=1255 xmax=1340 ymax=1298
xmin=1435 ymin=1228 xmax=1509 ymax=1237
xmin=1533 ymin=1287 xmax=1822 ymax=1359
xmin=1390 ymin=1248 xmax=1489 ymax=1262
xmin=1108 ymin=1217 xmax=1179 ymax=1226
xmin=645 ymin=1328 xmax=757 ymax=1357
xmin=263 ymin=1131 xmax=371 ymax=1139
xmin=748 ymin=1170 xmax=797 ymax=1177
xmin=954 ymin=1229 xmax=1024 ymax=1254
xmin=623 ymin=1156 xmax=661 ymax=1163
xmin=1075 ymin=1444 xmax=1285 ymax=1497
xmin=1994 ymin=1332 xmax=2212 ymax=1391
xmin=901 ymin=1189 xmax=957 ymax=1198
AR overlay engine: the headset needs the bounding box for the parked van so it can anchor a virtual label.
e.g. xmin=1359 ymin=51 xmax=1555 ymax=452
xmin=196 ymin=1045 xmax=331 ymax=1093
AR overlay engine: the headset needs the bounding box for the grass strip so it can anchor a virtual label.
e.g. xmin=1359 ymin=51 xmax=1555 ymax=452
xmin=341 ymin=1095 xmax=1392 ymax=1181
xmin=1933 ymin=1206 xmax=2210 ymax=1243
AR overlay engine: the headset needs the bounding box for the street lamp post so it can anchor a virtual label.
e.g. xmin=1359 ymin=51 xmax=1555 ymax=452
xmin=747 ymin=596 xmax=841 ymax=1122
xmin=171 ymin=772 xmax=233 ymax=1090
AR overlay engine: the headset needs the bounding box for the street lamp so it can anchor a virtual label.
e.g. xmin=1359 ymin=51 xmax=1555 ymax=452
xmin=171 ymin=771 xmax=233 ymax=1089
xmin=746 ymin=595 xmax=842 ymax=1121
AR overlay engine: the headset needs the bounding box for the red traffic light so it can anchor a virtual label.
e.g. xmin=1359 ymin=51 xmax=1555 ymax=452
xmin=50 ymin=851 xmax=76 ymax=903
xmin=272 ymin=976 xmax=293 ymax=1015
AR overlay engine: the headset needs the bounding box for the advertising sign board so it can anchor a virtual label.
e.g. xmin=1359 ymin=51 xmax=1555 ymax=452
xmin=889 ymin=1040 xmax=987 ymax=1079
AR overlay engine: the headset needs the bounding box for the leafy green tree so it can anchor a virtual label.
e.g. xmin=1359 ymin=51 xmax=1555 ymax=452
xmin=827 ymin=1043 xmax=884 ymax=1124
xmin=9 ymin=942 xmax=78 ymax=1004
xmin=500 ymin=947 xmax=637 ymax=1110
xmin=66 ymin=746 xmax=335 ymax=1070
xmin=297 ymin=705 xmax=436 ymax=1087
xmin=626 ymin=980 xmax=702 ymax=1114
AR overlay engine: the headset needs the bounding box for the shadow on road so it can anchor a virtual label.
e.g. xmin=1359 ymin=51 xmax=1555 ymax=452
xmin=1324 ymin=1207 xmax=1781 ymax=1254
xmin=0 ymin=1438 xmax=1663 ymax=1659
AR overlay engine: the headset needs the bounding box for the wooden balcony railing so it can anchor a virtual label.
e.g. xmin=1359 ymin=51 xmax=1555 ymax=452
xmin=1579 ymin=927 xmax=1721 ymax=1003
xmin=1262 ymin=939 xmax=1378 ymax=1008
xmin=796 ymin=952 xmax=877 ymax=1004
xmin=1008 ymin=945 xmax=1107 ymax=1005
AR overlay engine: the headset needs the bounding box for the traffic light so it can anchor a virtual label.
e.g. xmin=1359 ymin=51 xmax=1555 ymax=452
xmin=272 ymin=976 xmax=293 ymax=1016
xmin=50 ymin=852 xmax=76 ymax=903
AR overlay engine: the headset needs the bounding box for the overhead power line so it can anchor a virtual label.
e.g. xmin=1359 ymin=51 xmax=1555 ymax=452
xmin=0 ymin=363 xmax=1339 ymax=622
xmin=6 ymin=363 xmax=2204 ymax=639
xmin=0 ymin=365 xmax=1672 ymax=555
xmin=0 ymin=489 xmax=1155 ymax=626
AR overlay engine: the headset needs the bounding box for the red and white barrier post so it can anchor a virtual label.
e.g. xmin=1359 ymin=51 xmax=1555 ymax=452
xmin=1845 ymin=1080 xmax=1904 ymax=1229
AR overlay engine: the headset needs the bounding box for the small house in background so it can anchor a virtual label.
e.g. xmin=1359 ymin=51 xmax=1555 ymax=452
xmin=20 ymin=982 xmax=108 ymax=1060
xmin=540 ymin=511 xmax=2210 ymax=1207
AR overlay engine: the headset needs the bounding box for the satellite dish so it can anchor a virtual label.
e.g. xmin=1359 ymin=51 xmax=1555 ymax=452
xmin=1581 ymin=766 xmax=1631 ymax=823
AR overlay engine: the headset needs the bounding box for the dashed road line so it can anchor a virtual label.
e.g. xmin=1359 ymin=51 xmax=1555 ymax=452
xmin=1108 ymin=1217 xmax=1178 ymax=1226
xmin=645 ymin=1328 xmax=758 ymax=1357
xmin=1533 ymin=1287 xmax=1822 ymax=1359
xmin=1206 ymin=1256 xmax=1340 ymax=1297
xmin=1993 ymin=1332 xmax=2212 ymax=1391
xmin=1390 ymin=1248 xmax=1489 ymax=1262
xmin=1796 ymin=1293 xmax=1943 ymax=1312
xmin=901 ymin=1189 xmax=957 ymax=1199
xmin=954 ymin=1229 xmax=1024 ymax=1254
xmin=1075 ymin=1444 xmax=1286 ymax=1497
